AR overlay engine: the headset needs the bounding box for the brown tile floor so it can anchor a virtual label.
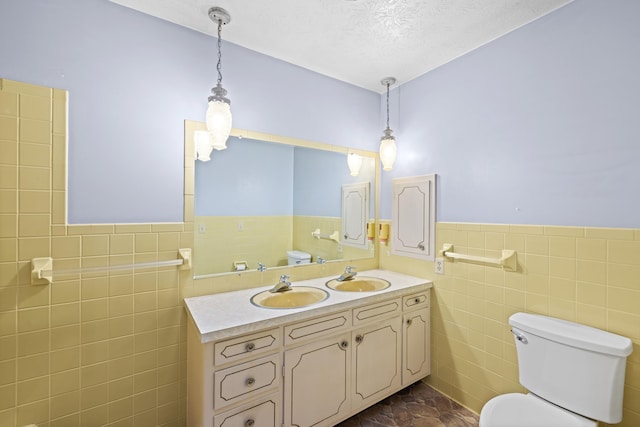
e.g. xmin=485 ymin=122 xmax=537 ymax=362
xmin=337 ymin=382 xmax=480 ymax=427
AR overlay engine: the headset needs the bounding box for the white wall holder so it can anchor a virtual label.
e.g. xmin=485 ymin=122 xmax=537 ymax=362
xmin=31 ymin=248 xmax=193 ymax=285
xmin=311 ymin=228 xmax=340 ymax=243
xmin=440 ymin=243 xmax=517 ymax=272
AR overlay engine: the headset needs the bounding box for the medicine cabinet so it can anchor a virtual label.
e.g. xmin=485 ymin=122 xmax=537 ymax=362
xmin=391 ymin=174 xmax=436 ymax=261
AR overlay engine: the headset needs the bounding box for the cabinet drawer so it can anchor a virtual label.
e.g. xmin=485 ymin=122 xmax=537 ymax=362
xmin=403 ymin=291 xmax=429 ymax=310
xmin=214 ymin=328 xmax=281 ymax=366
xmin=284 ymin=310 xmax=351 ymax=346
xmin=214 ymin=355 xmax=281 ymax=410
xmin=213 ymin=393 xmax=281 ymax=427
xmin=353 ymin=298 xmax=401 ymax=325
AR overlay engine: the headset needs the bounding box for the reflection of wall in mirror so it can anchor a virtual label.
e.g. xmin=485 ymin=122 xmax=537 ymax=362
xmin=193 ymin=137 xmax=374 ymax=276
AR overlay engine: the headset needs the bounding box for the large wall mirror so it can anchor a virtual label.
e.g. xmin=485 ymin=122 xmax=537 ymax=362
xmin=187 ymin=122 xmax=378 ymax=278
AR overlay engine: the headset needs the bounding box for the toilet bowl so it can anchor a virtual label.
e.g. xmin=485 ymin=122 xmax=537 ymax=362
xmin=479 ymin=312 xmax=633 ymax=427
xmin=480 ymin=393 xmax=596 ymax=427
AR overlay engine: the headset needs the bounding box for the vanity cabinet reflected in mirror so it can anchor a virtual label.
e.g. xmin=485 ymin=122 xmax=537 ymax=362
xmin=189 ymin=123 xmax=377 ymax=277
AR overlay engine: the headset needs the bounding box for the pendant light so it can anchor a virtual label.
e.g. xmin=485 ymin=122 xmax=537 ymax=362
xmin=347 ymin=152 xmax=363 ymax=176
xmin=379 ymin=77 xmax=397 ymax=171
xmin=205 ymin=7 xmax=232 ymax=151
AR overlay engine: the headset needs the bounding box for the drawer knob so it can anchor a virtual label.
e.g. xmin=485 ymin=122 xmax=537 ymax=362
xmin=246 ymin=377 xmax=256 ymax=387
xmin=414 ymin=297 xmax=420 ymax=304
xmin=245 ymin=342 xmax=255 ymax=352
xmin=407 ymin=318 xmax=413 ymax=326
xmin=340 ymin=340 xmax=349 ymax=349
xmin=245 ymin=419 xmax=255 ymax=427
xmin=355 ymin=334 xmax=364 ymax=344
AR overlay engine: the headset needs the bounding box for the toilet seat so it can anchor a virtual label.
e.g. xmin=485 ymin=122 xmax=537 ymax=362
xmin=479 ymin=393 xmax=597 ymax=427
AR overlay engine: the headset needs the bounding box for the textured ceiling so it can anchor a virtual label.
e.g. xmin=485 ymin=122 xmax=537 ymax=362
xmin=111 ymin=0 xmax=573 ymax=93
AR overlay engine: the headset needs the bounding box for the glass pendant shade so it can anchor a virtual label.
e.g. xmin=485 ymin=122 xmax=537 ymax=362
xmin=206 ymin=98 xmax=232 ymax=150
xmin=347 ymin=153 xmax=363 ymax=176
xmin=379 ymin=129 xmax=397 ymax=171
xmin=194 ymin=130 xmax=214 ymax=161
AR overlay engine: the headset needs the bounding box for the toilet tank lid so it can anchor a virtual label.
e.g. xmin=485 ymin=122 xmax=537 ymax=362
xmin=509 ymin=313 xmax=633 ymax=357
xmin=287 ymin=250 xmax=311 ymax=259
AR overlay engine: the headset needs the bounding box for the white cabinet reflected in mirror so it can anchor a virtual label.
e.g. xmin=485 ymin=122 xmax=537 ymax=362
xmin=341 ymin=182 xmax=369 ymax=249
xmin=189 ymin=123 xmax=377 ymax=277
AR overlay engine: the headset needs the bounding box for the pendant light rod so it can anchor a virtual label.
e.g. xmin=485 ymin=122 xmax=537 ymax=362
xmin=381 ymin=77 xmax=396 ymax=130
xmin=379 ymin=77 xmax=397 ymax=171
xmin=201 ymin=6 xmax=233 ymax=158
xmin=208 ymin=7 xmax=230 ymax=86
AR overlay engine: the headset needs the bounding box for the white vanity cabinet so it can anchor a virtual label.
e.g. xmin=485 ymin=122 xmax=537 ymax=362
xmin=185 ymin=271 xmax=431 ymax=427
xmin=402 ymin=291 xmax=431 ymax=385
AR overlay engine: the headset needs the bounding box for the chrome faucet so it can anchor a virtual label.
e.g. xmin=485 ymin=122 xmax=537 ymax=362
xmin=257 ymin=262 xmax=267 ymax=272
xmin=337 ymin=266 xmax=357 ymax=282
xmin=270 ymin=274 xmax=292 ymax=293
xmin=317 ymin=257 xmax=326 ymax=264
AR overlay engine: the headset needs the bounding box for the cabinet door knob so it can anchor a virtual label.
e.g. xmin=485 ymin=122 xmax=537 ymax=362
xmin=245 ymin=342 xmax=255 ymax=352
xmin=355 ymin=334 xmax=364 ymax=344
xmin=246 ymin=377 xmax=256 ymax=387
xmin=418 ymin=243 xmax=425 ymax=250
xmin=340 ymin=340 xmax=349 ymax=349
xmin=245 ymin=419 xmax=255 ymax=427
xmin=407 ymin=318 xmax=413 ymax=326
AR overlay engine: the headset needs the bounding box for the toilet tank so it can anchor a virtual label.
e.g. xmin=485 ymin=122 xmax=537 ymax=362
xmin=509 ymin=312 xmax=633 ymax=424
xmin=287 ymin=250 xmax=311 ymax=266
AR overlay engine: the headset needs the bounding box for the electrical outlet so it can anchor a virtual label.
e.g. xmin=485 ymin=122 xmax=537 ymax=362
xmin=198 ymin=223 xmax=206 ymax=234
xmin=435 ymin=257 xmax=444 ymax=274
xmin=237 ymin=221 xmax=244 ymax=231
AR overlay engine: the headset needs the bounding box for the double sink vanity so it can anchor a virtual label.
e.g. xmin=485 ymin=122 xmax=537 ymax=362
xmin=184 ymin=269 xmax=433 ymax=427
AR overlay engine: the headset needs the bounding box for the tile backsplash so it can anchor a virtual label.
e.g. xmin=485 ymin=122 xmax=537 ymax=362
xmin=0 ymin=79 xmax=193 ymax=427
xmin=382 ymin=222 xmax=640 ymax=426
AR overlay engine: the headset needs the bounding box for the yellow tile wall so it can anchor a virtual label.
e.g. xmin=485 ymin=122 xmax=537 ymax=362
xmin=193 ymin=215 xmax=293 ymax=276
xmin=292 ymin=215 xmax=374 ymax=263
xmin=193 ymin=214 xmax=375 ymax=278
xmin=0 ymin=79 xmax=193 ymax=427
xmin=381 ymin=221 xmax=640 ymax=426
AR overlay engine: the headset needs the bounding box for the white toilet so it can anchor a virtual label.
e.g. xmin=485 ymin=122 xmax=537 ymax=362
xmin=480 ymin=312 xmax=633 ymax=427
xmin=287 ymin=250 xmax=311 ymax=265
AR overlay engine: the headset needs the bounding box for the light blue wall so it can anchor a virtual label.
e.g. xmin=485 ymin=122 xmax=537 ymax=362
xmin=4 ymin=0 xmax=639 ymax=228
xmin=293 ymin=148 xmax=351 ymax=217
xmin=194 ymin=138 xmax=294 ymax=216
xmin=0 ymin=0 xmax=380 ymax=223
xmin=381 ymin=0 xmax=640 ymax=228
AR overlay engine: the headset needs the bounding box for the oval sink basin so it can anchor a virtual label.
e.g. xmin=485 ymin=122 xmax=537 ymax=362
xmin=326 ymin=276 xmax=391 ymax=292
xmin=251 ymin=286 xmax=329 ymax=309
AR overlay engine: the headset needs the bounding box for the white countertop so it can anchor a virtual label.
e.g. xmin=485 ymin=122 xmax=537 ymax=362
xmin=184 ymin=269 xmax=432 ymax=343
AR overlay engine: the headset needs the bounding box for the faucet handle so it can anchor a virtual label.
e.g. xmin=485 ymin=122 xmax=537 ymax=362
xmin=280 ymin=274 xmax=290 ymax=282
xmin=345 ymin=266 xmax=356 ymax=273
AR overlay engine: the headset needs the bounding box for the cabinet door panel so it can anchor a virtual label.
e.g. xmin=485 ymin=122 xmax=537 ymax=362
xmin=352 ymin=317 xmax=402 ymax=410
xmin=353 ymin=298 xmax=401 ymax=325
xmin=214 ymin=355 xmax=280 ymax=410
xmin=214 ymin=393 xmax=280 ymax=427
xmin=214 ymin=328 xmax=281 ymax=367
xmin=403 ymin=308 xmax=431 ymax=385
xmin=284 ymin=310 xmax=351 ymax=346
xmin=392 ymin=174 xmax=436 ymax=260
xmin=284 ymin=334 xmax=351 ymax=427
xmin=402 ymin=291 xmax=429 ymax=311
